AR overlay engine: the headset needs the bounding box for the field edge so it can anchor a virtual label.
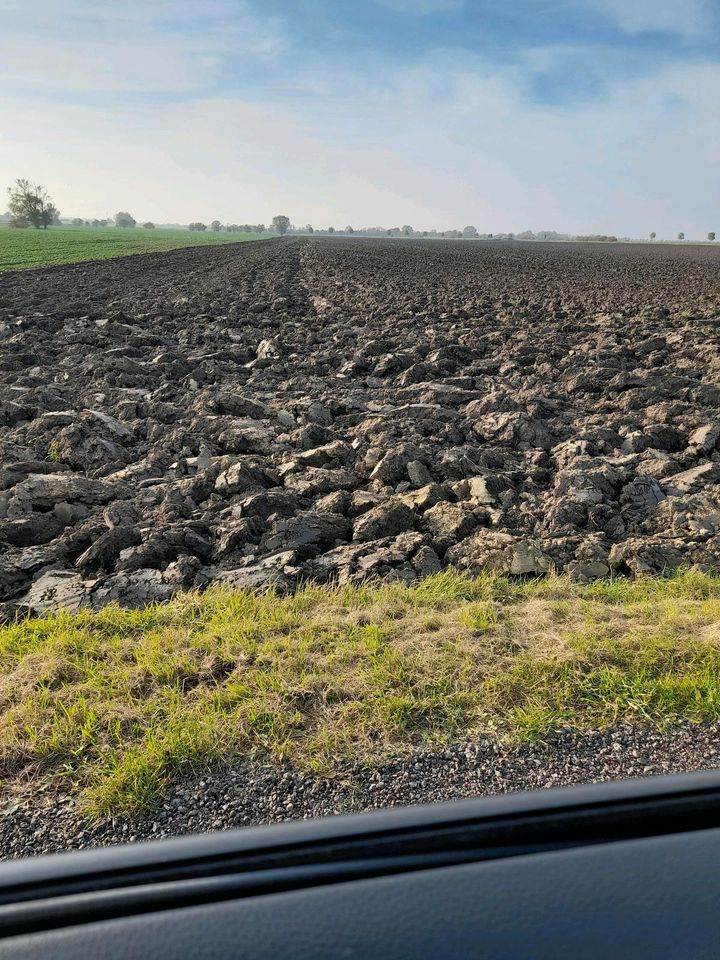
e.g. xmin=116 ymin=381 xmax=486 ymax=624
xmin=2 ymin=568 xmax=720 ymax=818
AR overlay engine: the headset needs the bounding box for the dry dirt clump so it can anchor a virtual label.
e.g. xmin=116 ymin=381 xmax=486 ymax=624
xmin=2 ymin=237 xmax=720 ymax=614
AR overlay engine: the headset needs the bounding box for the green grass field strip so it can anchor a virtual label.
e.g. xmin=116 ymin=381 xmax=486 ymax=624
xmin=0 ymin=225 xmax=273 ymax=272
xmin=2 ymin=569 xmax=720 ymax=816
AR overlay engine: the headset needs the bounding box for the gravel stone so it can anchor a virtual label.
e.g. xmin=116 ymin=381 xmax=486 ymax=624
xmin=2 ymin=724 xmax=719 ymax=860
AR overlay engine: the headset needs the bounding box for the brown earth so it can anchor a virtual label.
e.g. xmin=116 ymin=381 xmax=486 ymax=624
xmin=2 ymin=237 xmax=720 ymax=614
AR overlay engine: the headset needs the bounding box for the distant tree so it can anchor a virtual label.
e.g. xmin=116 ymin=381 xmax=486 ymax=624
xmin=255 ymin=224 xmax=266 ymax=233
xmin=400 ymin=224 xmax=413 ymax=237
xmin=143 ymin=221 xmax=155 ymax=229
xmin=345 ymin=225 xmax=354 ymax=234
xmin=462 ymin=225 xmax=479 ymax=238
xmin=678 ymin=232 xmax=685 ymax=240
xmin=189 ymin=222 xmax=207 ymax=232
xmin=305 ymin=224 xmax=314 ymax=234
xmin=328 ymin=226 xmax=335 ymax=233
xmin=272 ymin=214 xmax=290 ymax=235
xmin=386 ymin=229 xmax=392 ymax=236
xmin=115 ymin=211 xmax=136 ymax=228
xmin=7 ymin=178 xmax=59 ymax=229
xmin=211 ymin=220 xmax=222 ymax=232
xmin=650 ymin=232 xmax=656 ymax=240
xmin=709 ymin=232 xmax=716 ymax=241
xmin=71 ymin=217 xmax=84 ymax=226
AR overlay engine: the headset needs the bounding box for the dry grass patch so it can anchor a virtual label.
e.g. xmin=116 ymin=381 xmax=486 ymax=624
xmin=2 ymin=569 xmax=720 ymax=816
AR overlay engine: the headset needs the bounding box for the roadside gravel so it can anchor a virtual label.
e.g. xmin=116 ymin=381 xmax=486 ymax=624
xmin=2 ymin=723 xmax=719 ymax=860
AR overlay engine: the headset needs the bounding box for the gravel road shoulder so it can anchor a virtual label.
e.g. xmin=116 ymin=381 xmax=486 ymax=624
xmin=2 ymin=723 xmax=719 ymax=860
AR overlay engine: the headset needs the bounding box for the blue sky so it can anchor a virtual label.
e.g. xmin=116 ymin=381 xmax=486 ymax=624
xmin=1 ymin=0 xmax=718 ymax=236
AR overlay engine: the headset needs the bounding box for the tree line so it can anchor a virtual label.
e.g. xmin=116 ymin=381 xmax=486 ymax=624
xmin=650 ymin=231 xmax=716 ymax=242
xmin=3 ymin=180 xmax=716 ymax=242
xmin=3 ymin=180 xmax=293 ymax=236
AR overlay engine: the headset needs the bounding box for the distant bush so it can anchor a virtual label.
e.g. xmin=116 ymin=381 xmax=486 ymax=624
xmin=575 ymin=235 xmax=619 ymax=242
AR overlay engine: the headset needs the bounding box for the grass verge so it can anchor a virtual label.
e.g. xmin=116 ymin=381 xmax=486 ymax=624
xmin=0 ymin=225 xmax=272 ymax=272
xmin=2 ymin=569 xmax=720 ymax=817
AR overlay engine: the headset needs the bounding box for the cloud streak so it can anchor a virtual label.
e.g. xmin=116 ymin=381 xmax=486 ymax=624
xmin=1 ymin=0 xmax=285 ymax=95
xmin=375 ymin=0 xmax=463 ymax=13
xmin=586 ymin=0 xmax=715 ymax=37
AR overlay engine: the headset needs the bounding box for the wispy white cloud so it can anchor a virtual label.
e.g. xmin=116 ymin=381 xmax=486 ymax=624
xmin=0 ymin=0 xmax=285 ymax=94
xmin=586 ymin=0 xmax=714 ymax=38
xmin=2 ymin=40 xmax=221 ymax=94
xmin=375 ymin=0 xmax=463 ymax=14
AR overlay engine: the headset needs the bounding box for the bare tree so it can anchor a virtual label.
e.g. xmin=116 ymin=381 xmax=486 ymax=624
xmin=7 ymin=178 xmax=59 ymax=229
